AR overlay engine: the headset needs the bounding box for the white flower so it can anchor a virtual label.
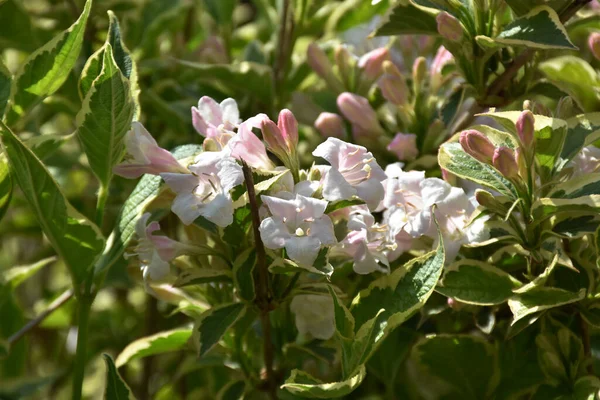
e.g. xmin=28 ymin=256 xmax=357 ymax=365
xmin=569 ymin=145 xmax=600 ymax=177
xmin=259 ymin=194 xmax=336 ymax=266
xmin=290 ymin=294 xmax=335 ymax=340
xmin=192 ymin=97 xmax=239 ymax=150
xmin=227 ymin=114 xmax=275 ymax=170
xmin=160 ymin=151 xmax=244 ymax=227
xmin=313 ymin=137 xmax=386 ymax=210
xmin=338 ymin=208 xmax=391 ymax=274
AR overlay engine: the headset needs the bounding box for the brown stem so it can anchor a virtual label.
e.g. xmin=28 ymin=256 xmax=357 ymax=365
xmin=241 ymin=161 xmax=277 ymax=399
xmin=484 ymin=0 xmax=590 ymax=101
xmin=8 ymin=288 xmax=74 ymax=345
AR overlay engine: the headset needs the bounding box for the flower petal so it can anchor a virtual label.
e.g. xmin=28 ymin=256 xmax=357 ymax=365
xmin=321 ymin=167 xmax=356 ymax=202
xmin=259 ymin=217 xmax=290 ymax=249
xmin=199 ymin=193 xmax=234 ymax=227
xmin=285 ymin=235 xmax=322 ymax=266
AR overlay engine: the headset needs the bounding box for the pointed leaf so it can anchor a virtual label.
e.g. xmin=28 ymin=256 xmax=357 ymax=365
xmin=561 ymin=113 xmax=600 ymax=161
xmin=76 ymin=44 xmax=136 ymax=188
xmin=233 ymin=248 xmax=256 ymax=302
xmin=115 ymin=328 xmax=192 ymax=367
xmin=373 ymin=2 xmax=438 ymax=36
xmin=102 ymin=354 xmax=136 ymax=400
xmin=0 ymin=121 xmax=105 ymax=285
xmin=494 ymin=6 xmax=576 ymax=50
xmin=0 ymin=60 xmax=10 ymax=117
xmin=194 ymin=303 xmax=246 ymax=357
xmin=508 ymin=288 xmax=585 ymax=324
xmin=5 ymin=0 xmax=92 ymax=124
xmin=539 ymin=57 xmax=600 ymax=111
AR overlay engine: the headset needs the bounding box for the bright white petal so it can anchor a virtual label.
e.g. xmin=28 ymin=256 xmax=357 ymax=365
xmin=160 ymin=173 xmax=199 ymax=194
xmin=220 ymin=98 xmax=240 ymax=127
xmin=321 ymin=168 xmax=356 ymax=202
xmin=355 ymin=178 xmax=384 ymax=210
xmin=296 ymin=194 xmax=328 ymax=220
xmin=261 ymin=195 xmax=297 ymax=222
xmin=197 ymin=96 xmax=222 ymax=126
xmin=217 ymin=158 xmax=244 ymax=192
xmin=259 ymin=217 xmax=290 ymax=249
xmin=146 ymin=252 xmax=171 ymax=281
xmin=285 ymin=236 xmax=322 ymax=266
xmin=312 ymin=137 xmax=345 ymax=168
xmin=200 ymin=193 xmax=234 ymax=227
xmin=171 ymin=193 xmax=203 ymax=225
xmin=309 ymin=215 xmax=337 ymax=245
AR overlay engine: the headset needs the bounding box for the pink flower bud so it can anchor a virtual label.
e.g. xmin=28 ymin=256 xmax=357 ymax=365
xmin=436 ymin=12 xmax=464 ymax=42
xmin=307 ymin=43 xmax=333 ymax=79
xmin=358 ymin=47 xmax=390 ymax=80
xmin=260 ymin=110 xmax=300 ymax=172
xmin=493 ymin=147 xmax=519 ymax=180
xmin=412 ymin=57 xmax=427 ymax=87
xmin=431 ymin=46 xmax=454 ymax=77
xmin=516 ymin=110 xmax=535 ymax=147
xmin=277 ymin=109 xmax=299 ymax=150
xmin=315 ymin=112 xmax=345 ymax=138
xmin=337 ymin=92 xmax=383 ymax=134
xmin=387 ymin=133 xmax=419 ymax=161
xmin=589 ymin=32 xmax=600 ymax=61
xmin=378 ymin=70 xmax=408 ymax=105
xmin=459 ymin=130 xmax=495 ymax=163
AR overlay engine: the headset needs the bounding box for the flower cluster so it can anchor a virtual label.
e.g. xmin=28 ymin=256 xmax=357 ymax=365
xmin=115 ymin=95 xmax=488 ymax=339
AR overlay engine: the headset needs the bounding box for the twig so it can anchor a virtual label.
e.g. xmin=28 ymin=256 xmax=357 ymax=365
xmin=8 ymin=288 xmax=74 ymax=345
xmin=241 ymin=161 xmax=277 ymax=400
xmin=484 ymin=0 xmax=590 ymax=101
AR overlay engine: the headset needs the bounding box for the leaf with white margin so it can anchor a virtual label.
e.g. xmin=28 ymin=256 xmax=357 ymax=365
xmin=350 ymin=225 xmax=445 ymax=332
xmin=561 ymin=113 xmax=600 ymax=161
xmin=437 ymin=259 xmax=521 ymax=305
xmin=233 ymin=248 xmax=255 ymax=302
xmin=550 ymin=173 xmax=600 ymax=199
xmin=115 ymin=328 xmax=192 ymax=367
xmin=193 ymin=302 xmax=246 ymax=357
xmin=494 ymin=6 xmax=576 ymax=50
xmin=531 ymin=196 xmax=600 ymax=226
xmin=508 ymin=288 xmax=585 ymax=324
xmin=373 ymin=1 xmax=438 ymax=36
xmin=540 ymin=57 xmax=600 ymax=111
xmin=5 ymin=0 xmax=92 ymax=124
xmin=0 ymin=121 xmax=105 ymax=286
xmin=76 ymin=44 xmax=136 ymax=188
xmin=281 ymin=365 xmax=366 ymax=399
xmin=103 ymin=354 xmax=137 ymax=400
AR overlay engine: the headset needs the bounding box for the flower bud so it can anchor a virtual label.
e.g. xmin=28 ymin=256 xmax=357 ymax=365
xmin=337 ymin=92 xmax=383 ymax=134
xmin=492 ymin=146 xmax=519 ymax=180
xmin=335 ymin=45 xmax=356 ymax=88
xmin=358 ymin=47 xmax=390 ymax=80
xmin=307 ymin=43 xmax=333 ymax=79
xmin=589 ymin=32 xmax=600 ymax=61
xmin=387 ymin=133 xmax=419 ymax=161
xmin=412 ymin=57 xmax=427 ymax=88
xmin=516 ymin=110 xmax=535 ymax=147
xmin=475 ymin=189 xmax=508 ymax=214
xmin=436 ymin=12 xmax=463 ymax=42
xmin=277 ymin=109 xmax=299 ymax=150
xmin=459 ymin=130 xmax=495 ymax=163
xmin=515 ymin=147 xmax=528 ymax=178
xmin=315 ymin=112 xmax=345 ymax=138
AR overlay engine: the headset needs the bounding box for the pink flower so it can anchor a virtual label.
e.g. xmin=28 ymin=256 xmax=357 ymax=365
xmin=589 ymin=32 xmax=600 ymax=61
xmin=313 ymin=137 xmax=386 ymax=210
xmin=569 ymin=146 xmax=600 ymax=177
xmin=192 ymin=96 xmax=240 ymax=149
xmin=336 ymin=92 xmax=384 ymax=136
xmin=114 ymin=122 xmax=188 ymax=179
xmin=387 ymin=133 xmax=419 ymax=161
xmin=259 ymin=109 xmax=299 ymax=169
xmin=259 ymin=194 xmax=336 ymax=266
xmin=228 ymin=114 xmax=275 ymax=170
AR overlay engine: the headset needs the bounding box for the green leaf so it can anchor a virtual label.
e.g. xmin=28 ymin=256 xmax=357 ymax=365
xmin=0 ymin=152 xmax=11 ymax=222
xmin=508 ymin=288 xmax=585 ymax=323
xmin=373 ymin=1 xmax=439 ymax=36
xmin=217 ymin=380 xmax=245 ymax=400
xmin=0 ymin=59 xmax=10 ymax=117
xmin=550 ymin=173 xmax=600 ymax=199
xmin=24 ymin=133 xmax=74 ymax=160
xmin=350 ymin=228 xmax=445 ymax=331
xmin=203 ymin=0 xmax=236 ymax=25
xmin=438 ymin=142 xmax=518 ymax=198
xmin=437 ymin=259 xmax=520 ymax=305
xmin=0 ymin=121 xmax=105 ymax=285
xmin=115 ymin=328 xmax=192 ymax=367
xmin=327 ymin=286 xmax=355 ymax=377
xmin=494 ymin=6 xmax=576 ymax=50
xmin=539 ymin=57 xmax=600 ymax=111
xmin=5 ymin=0 xmax=92 ymax=124
xmin=194 ymin=303 xmax=246 ymax=357
xmin=76 ymin=44 xmax=136 ymax=188
xmin=233 ymin=248 xmax=256 ymax=302
xmin=324 ymin=197 xmax=365 ymax=214
xmin=327 ymin=0 xmax=389 ymax=32
xmin=269 ymin=251 xmax=334 ymax=278
xmin=179 ymin=61 xmax=274 ymax=106
xmin=531 ymin=196 xmax=600 ymax=225
xmin=2 ymin=256 xmax=56 ymax=290
xmin=413 ymin=335 xmax=498 ymax=400
xmin=561 ymin=113 xmax=600 ymax=162
xmin=0 ymin=0 xmax=40 ymax=53
xmin=102 ymin=354 xmax=136 ymax=400
xmin=281 ymin=365 xmax=366 ymax=399
xmin=174 ymin=268 xmax=232 ymax=287
xmin=94 ymin=144 xmax=201 ymax=276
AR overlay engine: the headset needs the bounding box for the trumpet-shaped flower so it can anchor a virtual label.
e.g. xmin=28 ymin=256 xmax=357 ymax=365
xmin=387 ymin=133 xmax=419 ymax=161
xmin=569 ymin=145 xmax=600 ymax=177
xmin=127 ymin=213 xmax=185 ymax=281
xmin=228 ymin=114 xmax=275 ymax=170
xmin=259 ymin=194 xmax=336 ymax=266
xmin=338 ymin=208 xmax=391 ymax=274
xmin=290 ymin=294 xmax=335 ymax=340
xmin=114 ymin=122 xmax=188 ymax=178
xmin=161 ymin=151 xmax=244 ymax=227
xmin=192 ymin=96 xmax=240 ymax=149
xmin=313 ymin=137 xmax=386 ymax=210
